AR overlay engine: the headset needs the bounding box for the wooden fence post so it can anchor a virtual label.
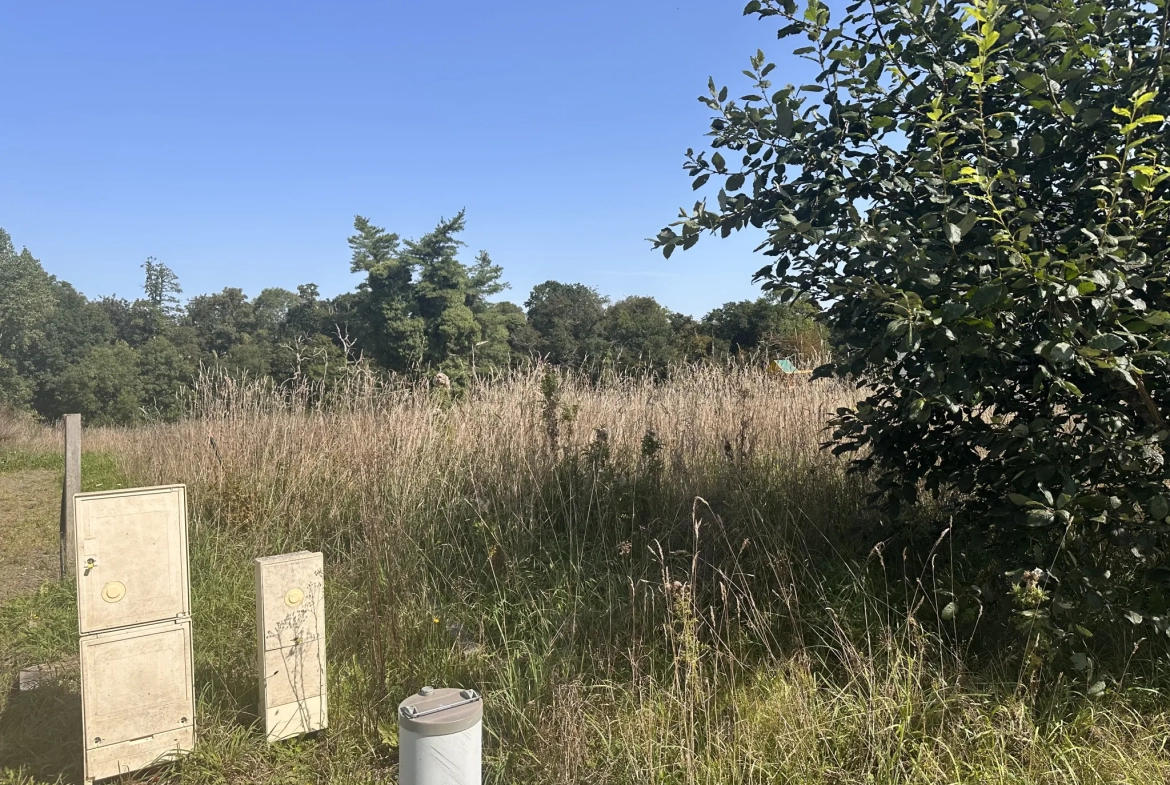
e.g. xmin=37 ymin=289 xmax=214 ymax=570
xmin=59 ymin=413 xmax=81 ymax=579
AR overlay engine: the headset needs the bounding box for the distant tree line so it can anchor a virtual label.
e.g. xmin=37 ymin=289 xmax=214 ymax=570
xmin=0 ymin=215 xmax=826 ymax=425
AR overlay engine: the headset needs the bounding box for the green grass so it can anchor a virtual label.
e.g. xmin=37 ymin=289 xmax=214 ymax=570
xmin=0 ymin=448 xmax=128 ymax=493
xmin=0 ymin=451 xmax=59 ymax=474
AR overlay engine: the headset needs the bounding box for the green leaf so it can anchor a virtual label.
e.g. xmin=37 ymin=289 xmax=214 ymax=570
xmin=1078 ymin=494 xmax=1109 ymax=511
xmin=777 ymin=105 xmax=794 ymax=135
xmin=958 ymin=211 xmax=978 ymax=236
xmin=1134 ymin=91 xmax=1157 ymax=108
xmin=941 ymin=601 xmax=957 ymax=621
xmin=871 ymin=116 xmax=895 ymax=129
xmin=1026 ymin=509 xmax=1055 ymax=527
xmin=970 ymin=285 xmax=1003 ymax=310
xmin=1089 ymin=334 xmax=1126 ymax=351
xmin=1144 ymin=311 xmax=1170 ymax=326
xmin=712 ymin=152 xmax=726 ymax=172
xmin=944 ymin=223 xmax=962 ymax=243
xmin=1018 ymin=72 xmax=1047 ymax=92
xmin=1149 ymin=495 xmax=1169 ymax=520
xmin=1048 ymin=343 xmax=1075 ymax=364
xmin=726 ymin=173 xmax=745 ymax=191
xmin=1125 ymin=609 xmax=1144 ymax=625
xmin=1009 ymin=493 xmax=1032 ymax=506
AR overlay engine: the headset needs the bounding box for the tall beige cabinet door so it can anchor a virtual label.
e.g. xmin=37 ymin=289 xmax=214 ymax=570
xmin=256 ymin=551 xmax=327 ymax=742
xmin=74 ymin=485 xmax=190 ymax=634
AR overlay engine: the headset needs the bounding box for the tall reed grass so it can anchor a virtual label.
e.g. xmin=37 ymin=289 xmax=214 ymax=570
xmin=13 ymin=365 xmax=1169 ymax=783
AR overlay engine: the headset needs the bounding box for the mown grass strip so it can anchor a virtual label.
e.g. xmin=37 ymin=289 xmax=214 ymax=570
xmin=0 ymin=449 xmax=128 ymax=492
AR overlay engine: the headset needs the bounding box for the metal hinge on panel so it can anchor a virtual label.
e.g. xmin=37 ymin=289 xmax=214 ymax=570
xmin=400 ymin=690 xmax=481 ymax=719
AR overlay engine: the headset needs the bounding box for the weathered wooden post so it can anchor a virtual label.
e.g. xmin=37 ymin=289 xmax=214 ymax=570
xmin=59 ymin=413 xmax=81 ymax=579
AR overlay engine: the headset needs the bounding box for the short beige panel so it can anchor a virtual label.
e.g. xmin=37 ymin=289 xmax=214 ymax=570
xmin=75 ymin=486 xmax=190 ymax=634
xmin=80 ymin=620 xmax=195 ymax=754
xmin=265 ymin=695 xmax=327 ymax=743
xmin=256 ymin=552 xmax=327 ymax=741
xmin=84 ymin=726 xmax=194 ymax=784
xmin=262 ymin=638 xmax=326 ymax=707
xmin=256 ymin=551 xmax=325 ymax=650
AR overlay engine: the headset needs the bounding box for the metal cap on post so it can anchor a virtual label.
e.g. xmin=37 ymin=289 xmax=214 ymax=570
xmin=398 ymin=687 xmax=483 ymax=785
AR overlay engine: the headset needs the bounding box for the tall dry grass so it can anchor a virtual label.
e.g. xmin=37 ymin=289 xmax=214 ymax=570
xmin=25 ymin=365 xmax=1170 ymax=783
xmin=0 ymin=406 xmax=52 ymax=450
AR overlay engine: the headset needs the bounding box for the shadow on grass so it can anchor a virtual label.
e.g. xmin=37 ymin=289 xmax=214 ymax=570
xmin=195 ymin=660 xmax=262 ymax=732
xmin=0 ymin=680 xmax=83 ymax=784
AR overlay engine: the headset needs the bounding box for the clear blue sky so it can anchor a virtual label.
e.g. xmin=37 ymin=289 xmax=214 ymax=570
xmin=1 ymin=1 xmax=816 ymax=317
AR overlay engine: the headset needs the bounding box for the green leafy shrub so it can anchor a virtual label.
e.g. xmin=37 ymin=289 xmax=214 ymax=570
xmin=657 ymin=0 xmax=1170 ymax=657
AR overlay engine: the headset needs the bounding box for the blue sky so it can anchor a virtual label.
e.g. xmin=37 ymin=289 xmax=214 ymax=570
xmin=1 ymin=1 xmax=817 ymax=317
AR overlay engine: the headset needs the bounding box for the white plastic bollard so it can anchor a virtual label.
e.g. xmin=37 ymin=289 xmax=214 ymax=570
xmin=398 ymin=686 xmax=483 ymax=785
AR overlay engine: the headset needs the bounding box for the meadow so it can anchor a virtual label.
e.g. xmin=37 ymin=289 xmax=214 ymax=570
xmin=1 ymin=365 xmax=1169 ymax=784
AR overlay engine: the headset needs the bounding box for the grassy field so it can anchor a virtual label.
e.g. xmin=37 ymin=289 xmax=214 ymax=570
xmin=1 ymin=366 xmax=1169 ymax=784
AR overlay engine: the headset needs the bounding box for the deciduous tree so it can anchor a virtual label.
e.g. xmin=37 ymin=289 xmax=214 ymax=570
xmin=603 ymin=296 xmax=678 ymax=371
xmin=656 ymin=0 xmax=1170 ymax=648
xmin=0 ymin=230 xmax=56 ymax=406
xmin=526 ymin=281 xmax=609 ymax=366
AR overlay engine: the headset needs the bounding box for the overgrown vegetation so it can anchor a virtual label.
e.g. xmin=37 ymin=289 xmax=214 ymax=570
xmin=657 ymin=0 xmax=1170 ymax=655
xmin=2 ymin=368 xmax=1168 ymax=783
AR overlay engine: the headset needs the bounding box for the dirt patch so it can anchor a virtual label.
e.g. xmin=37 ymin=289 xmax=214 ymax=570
xmin=0 ymin=469 xmax=60 ymax=605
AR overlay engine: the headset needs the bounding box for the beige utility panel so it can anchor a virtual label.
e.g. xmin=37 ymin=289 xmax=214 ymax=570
xmin=256 ymin=551 xmax=327 ymax=742
xmin=74 ymin=485 xmax=190 ymax=634
xmin=80 ymin=618 xmax=196 ymax=783
xmin=73 ymin=484 xmax=195 ymax=783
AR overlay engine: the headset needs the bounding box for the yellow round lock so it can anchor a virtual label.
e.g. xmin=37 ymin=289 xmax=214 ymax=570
xmin=102 ymin=581 xmax=126 ymax=603
xmin=285 ymin=587 xmax=304 ymax=607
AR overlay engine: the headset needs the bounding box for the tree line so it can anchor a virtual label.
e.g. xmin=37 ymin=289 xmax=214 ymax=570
xmin=0 ymin=214 xmax=825 ymax=425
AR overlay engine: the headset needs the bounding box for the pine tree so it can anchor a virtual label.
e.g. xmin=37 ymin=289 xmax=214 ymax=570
xmin=349 ymin=216 xmax=422 ymax=370
xmin=351 ymin=212 xmax=510 ymax=376
xmin=141 ymin=257 xmax=183 ymax=317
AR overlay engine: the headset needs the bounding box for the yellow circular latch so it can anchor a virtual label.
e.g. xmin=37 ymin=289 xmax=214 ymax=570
xmin=285 ymin=587 xmax=304 ymax=607
xmin=102 ymin=581 xmax=126 ymax=603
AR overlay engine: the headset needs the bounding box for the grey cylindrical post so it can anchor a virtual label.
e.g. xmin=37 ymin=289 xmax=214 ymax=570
xmin=398 ymin=687 xmax=483 ymax=785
